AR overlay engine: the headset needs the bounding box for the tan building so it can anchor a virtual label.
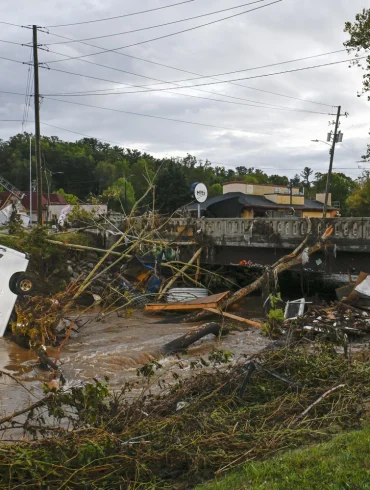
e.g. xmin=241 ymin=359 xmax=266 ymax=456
xmin=186 ymin=183 xmax=338 ymax=218
xmin=222 ymin=182 xmax=337 ymax=218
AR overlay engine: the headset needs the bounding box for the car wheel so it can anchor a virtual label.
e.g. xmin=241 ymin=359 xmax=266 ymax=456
xmin=10 ymin=273 xmax=35 ymax=295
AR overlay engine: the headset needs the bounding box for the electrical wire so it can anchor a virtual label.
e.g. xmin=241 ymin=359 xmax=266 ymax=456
xmin=43 ymin=1 xmax=282 ymax=64
xmin=0 ymin=55 xmax=26 ymax=64
xmin=45 ymin=0 xmax=197 ymax=28
xmin=55 ymin=49 xmax=348 ymax=92
xmin=0 ymin=38 xmax=25 ymax=46
xmin=22 ymin=47 xmax=33 ymax=132
xmin=44 ymin=87 xmax=333 ymax=115
xmin=0 ymin=21 xmax=23 ymax=27
xmin=47 ymin=0 xmax=268 ymax=44
xmin=40 ymin=64 xmax=324 ymax=113
xmin=46 ymin=55 xmax=364 ymax=103
xmin=41 ymin=30 xmax=337 ymax=108
xmin=42 ymin=97 xmax=274 ymax=135
xmin=0 ymin=89 xmax=29 ymax=96
xmin=38 ymin=47 xmax=340 ymax=109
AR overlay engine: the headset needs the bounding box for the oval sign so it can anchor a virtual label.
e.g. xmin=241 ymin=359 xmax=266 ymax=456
xmin=194 ymin=183 xmax=208 ymax=203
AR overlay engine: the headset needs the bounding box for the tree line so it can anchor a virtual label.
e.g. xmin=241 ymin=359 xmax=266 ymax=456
xmin=0 ymin=132 xmax=369 ymax=215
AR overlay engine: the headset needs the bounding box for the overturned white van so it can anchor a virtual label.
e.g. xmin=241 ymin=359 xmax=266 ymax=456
xmin=0 ymin=246 xmax=34 ymax=337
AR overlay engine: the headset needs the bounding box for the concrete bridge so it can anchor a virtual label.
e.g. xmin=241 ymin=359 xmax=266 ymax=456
xmin=157 ymin=217 xmax=370 ymax=274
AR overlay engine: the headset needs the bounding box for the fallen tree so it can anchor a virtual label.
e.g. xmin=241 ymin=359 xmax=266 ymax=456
xmin=181 ymin=223 xmax=333 ymax=323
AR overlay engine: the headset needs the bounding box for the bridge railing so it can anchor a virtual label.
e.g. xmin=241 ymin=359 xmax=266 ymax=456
xmin=158 ymin=217 xmax=370 ymax=243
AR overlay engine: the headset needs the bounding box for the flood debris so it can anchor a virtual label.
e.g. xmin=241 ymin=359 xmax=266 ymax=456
xmin=2 ymin=341 xmax=370 ymax=489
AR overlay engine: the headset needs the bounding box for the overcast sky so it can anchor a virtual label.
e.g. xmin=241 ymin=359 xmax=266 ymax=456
xmin=0 ymin=0 xmax=369 ymax=179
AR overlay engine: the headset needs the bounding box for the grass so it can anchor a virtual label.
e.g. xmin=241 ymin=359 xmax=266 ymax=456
xmin=197 ymin=426 xmax=370 ymax=490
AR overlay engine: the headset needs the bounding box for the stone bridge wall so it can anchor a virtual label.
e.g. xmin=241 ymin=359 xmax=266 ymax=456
xmin=157 ymin=217 xmax=370 ymax=252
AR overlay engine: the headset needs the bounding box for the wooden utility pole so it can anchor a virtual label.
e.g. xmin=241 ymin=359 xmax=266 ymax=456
xmin=32 ymin=25 xmax=42 ymax=225
xmin=323 ymin=105 xmax=341 ymax=217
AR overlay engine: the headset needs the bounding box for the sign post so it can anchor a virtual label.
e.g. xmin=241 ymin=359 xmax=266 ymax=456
xmin=193 ymin=183 xmax=208 ymax=218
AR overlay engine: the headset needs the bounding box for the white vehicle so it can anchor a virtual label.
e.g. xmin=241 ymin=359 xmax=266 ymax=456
xmin=0 ymin=246 xmax=34 ymax=337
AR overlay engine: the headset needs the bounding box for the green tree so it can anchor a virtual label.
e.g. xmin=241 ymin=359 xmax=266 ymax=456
xmin=344 ymin=9 xmax=370 ymax=161
xmin=56 ymin=188 xmax=79 ymax=205
xmin=129 ymin=158 xmax=154 ymax=199
xmin=155 ymin=161 xmax=190 ymax=213
xmin=301 ymin=167 xmax=313 ymax=188
xmin=313 ymin=173 xmax=356 ymax=214
xmin=346 ymin=171 xmax=370 ymax=216
xmin=102 ymin=178 xmax=135 ymax=213
xmin=268 ymin=175 xmax=289 ymax=186
xmin=208 ymin=183 xmax=223 ymax=198
xmin=344 ymin=9 xmax=370 ymax=99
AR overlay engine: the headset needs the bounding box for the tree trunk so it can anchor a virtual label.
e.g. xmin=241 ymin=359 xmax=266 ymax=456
xmin=160 ymin=322 xmax=226 ymax=355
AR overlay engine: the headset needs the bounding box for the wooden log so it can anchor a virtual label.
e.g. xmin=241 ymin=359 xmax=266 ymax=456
xmin=159 ymin=322 xmax=227 ymax=355
xmin=203 ymin=308 xmax=263 ymax=328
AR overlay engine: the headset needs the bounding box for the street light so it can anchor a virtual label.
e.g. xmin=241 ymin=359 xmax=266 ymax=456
xmin=311 ymin=139 xmax=331 ymax=147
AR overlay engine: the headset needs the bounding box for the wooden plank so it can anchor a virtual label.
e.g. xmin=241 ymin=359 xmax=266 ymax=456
xmin=145 ymin=302 xmax=221 ymax=311
xmin=203 ymin=308 xmax=263 ymax=328
xmin=145 ymin=291 xmax=230 ymax=312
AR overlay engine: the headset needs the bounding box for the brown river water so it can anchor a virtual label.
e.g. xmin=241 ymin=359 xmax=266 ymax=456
xmin=0 ymin=298 xmax=268 ymax=433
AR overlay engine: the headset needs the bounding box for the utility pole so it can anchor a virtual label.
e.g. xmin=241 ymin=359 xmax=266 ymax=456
xmin=323 ymin=105 xmax=341 ymax=217
xmin=33 ymin=25 xmax=42 ymax=225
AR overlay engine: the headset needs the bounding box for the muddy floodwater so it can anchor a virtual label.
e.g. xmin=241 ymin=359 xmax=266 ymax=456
xmin=0 ymin=298 xmax=268 ymax=426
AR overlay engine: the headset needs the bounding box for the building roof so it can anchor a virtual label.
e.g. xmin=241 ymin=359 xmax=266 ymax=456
xmin=223 ymin=181 xmax=300 ymax=189
xmin=186 ymin=192 xmax=335 ymax=213
xmin=21 ymin=192 xmax=67 ymax=210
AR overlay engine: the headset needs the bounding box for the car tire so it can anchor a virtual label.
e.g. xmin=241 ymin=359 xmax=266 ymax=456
xmin=10 ymin=273 xmax=35 ymax=296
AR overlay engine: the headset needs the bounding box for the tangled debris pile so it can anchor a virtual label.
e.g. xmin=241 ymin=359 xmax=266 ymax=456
xmin=1 ymin=342 xmax=370 ymax=489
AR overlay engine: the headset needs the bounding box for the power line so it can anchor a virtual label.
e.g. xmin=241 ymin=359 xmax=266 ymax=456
xmin=0 ymin=89 xmax=29 ymax=96
xmin=43 ymin=1 xmax=282 ymax=64
xmin=43 ymin=96 xmax=274 ymax=135
xmin=46 ymin=55 xmax=364 ymax=103
xmin=22 ymin=47 xmax=33 ymax=132
xmin=0 ymin=119 xmax=24 ymax=121
xmin=41 ymin=30 xmax=335 ymax=108
xmin=44 ymin=87 xmax=332 ymax=115
xmin=40 ymin=64 xmax=326 ymax=113
xmin=0 ymin=38 xmax=25 ymax=46
xmin=38 ymin=46 xmax=340 ymax=109
xmin=0 ymin=55 xmax=26 ymax=64
xmin=47 ymin=0 xmax=268 ymax=44
xmin=41 ymin=122 xmax=124 ymax=145
xmin=0 ymin=21 xmax=23 ymax=27
xmin=45 ymin=0 xmax=197 ymax=28
xmin=41 ymin=48 xmax=346 ymax=109
xmin=57 ymin=49 xmax=348 ymax=93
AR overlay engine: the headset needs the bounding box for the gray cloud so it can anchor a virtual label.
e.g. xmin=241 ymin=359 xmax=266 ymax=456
xmin=0 ymin=0 xmax=369 ymax=180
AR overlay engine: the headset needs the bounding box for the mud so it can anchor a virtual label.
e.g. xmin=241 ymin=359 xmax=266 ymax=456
xmin=0 ymin=298 xmax=269 ymax=423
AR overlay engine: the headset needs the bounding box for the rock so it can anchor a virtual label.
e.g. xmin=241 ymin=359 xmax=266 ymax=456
xmin=67 ymin=265 xmax=74 ymax=275
xmin=88 ymin=263 xmax=95 ymax=269
xmin=55 ymin=319 xmax=71 ymax=333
